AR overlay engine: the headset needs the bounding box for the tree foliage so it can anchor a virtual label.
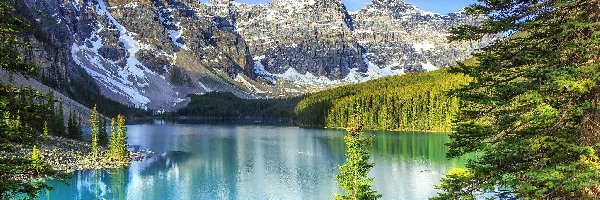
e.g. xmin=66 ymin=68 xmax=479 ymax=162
xmin=56 ymin=99 xmax=65 ymax=136
xmin=0 ymin=0 xmax=62 ymax=198
xmin=42 ymin=121 xmax=48 ymax=144
xmin=66 ymin=109 xmax=82 ymax=140
xmin=90 ymin=105 xmax=99 ymax=156
xmin=335 ymin=113 xmax=381 ymax=200
xmin=174 ymin=92 xmax=302 ymax=119
xmin=98 ymin=118 xmax=108 ymax=147
xmin=108 ymin=115 xmax=129 ymax=163
xmin=296 ymin=68 xmax=473 ymax=132
xmin=435 ymin=0 xmax=600 ymax=199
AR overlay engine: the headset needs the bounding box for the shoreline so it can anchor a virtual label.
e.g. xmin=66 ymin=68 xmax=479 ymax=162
xmin=4 ymin=136 xmax=152 ymax=176
xmin=127 ymin=116 xmax=450 ymax=133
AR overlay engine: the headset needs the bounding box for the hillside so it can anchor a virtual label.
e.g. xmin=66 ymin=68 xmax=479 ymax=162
xmin=295 ymin=60 xmax=476 ymax=132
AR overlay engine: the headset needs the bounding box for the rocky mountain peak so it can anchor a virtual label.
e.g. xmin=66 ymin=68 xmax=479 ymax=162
xmin=365 ymin=0 xmax=433 ymax=17
xmin=106 ymin=0 xmax=152 ymax=7
xmin=17 ymin=0 xmax=494 ymax=111
xmin=208 ymin=0 xmax=233 ymax=5
xmin=371 ymin=0 xmax=409 ymax=7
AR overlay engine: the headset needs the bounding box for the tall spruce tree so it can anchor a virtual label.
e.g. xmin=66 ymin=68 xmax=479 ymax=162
xmin=434 ymin=0 xmax=600 ymax=199
xmin=90 ymin=105 xmax=99 ymax=156
xmin=335 ymin=113 xmax=381 ymax=200
xmin=56 ymin=99 xmax=65 ymax=137
xmin=108 ymin=118 xmax=117 ymax=159
xmin=42 ymin=121 xmax=49 ymax=143
xmin=109 ymin=115 xmax=129 ymax=163
xmin=98 ymin=117 xmax=108 ymax=147
xmin=67 ymin=110 xmax=80 ymax=140
xmin=116 ymin=115 xmax=129 ymax=163
xmin=45 ymin=91 xmax=56 ymax=135
xmin=77 ymin=115 xmax=83 ymax=140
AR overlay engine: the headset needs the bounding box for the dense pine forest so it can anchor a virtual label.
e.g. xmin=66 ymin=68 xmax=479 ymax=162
xmin=172 ymin=92 xmax=302 ymax=119
xmin=295 ymin=61 xmax=475 ymax=132
xmin=433 ymin=0 xmax=600 ymax=199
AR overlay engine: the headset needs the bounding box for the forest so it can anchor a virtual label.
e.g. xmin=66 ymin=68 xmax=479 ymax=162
xmin=172 ymin=92 xmax=302 ymax=119
xmin=295 ymin=61 xmax=475 ymax=132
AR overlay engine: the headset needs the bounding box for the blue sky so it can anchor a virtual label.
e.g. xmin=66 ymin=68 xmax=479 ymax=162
xmin=217 ymin=0 xmax=477 ymax=14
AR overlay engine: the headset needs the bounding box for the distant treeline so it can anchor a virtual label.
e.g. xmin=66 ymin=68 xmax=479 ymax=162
xmin=172 ymin=92 xmax=302 ymax=119
xmin=294 ymin=62 xmax=475 ymax=132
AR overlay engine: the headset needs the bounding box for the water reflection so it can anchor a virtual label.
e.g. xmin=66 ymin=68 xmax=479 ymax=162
xmin=40 ymin=124 xmax=470 ymax=200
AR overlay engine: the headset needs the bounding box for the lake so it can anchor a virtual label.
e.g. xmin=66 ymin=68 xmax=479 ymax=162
xmin=39 ymin=122 xmax=470 ymax=200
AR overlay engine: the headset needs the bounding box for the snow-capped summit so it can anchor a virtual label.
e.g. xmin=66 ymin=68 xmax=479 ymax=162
xmin=16 ymin=0 xmax=494 ymax=110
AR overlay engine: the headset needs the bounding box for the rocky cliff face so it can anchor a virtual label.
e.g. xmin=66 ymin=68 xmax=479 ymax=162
xmin=16 ymin=0 xmax=494 ymax=111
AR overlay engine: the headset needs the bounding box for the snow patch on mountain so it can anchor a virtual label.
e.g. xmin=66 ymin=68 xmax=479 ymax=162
xmin=413 ymin=42 xmax=436 ymax=51
xmin=157 ymin=6 xmax=187 ymax=49
xmin=69 ymin=0 xmax=188 ymax=109
xmin=71 ymin=42 xmax=151 ymax=107
xmin=198 ymin=82 xmax=213 ymax=93
xmin=253 ymin=56 xmax=277 ymax=84
xmin=235 ymin=74 xmax=265 ymax=93
xmin=421 ymin=62 xmax=438 ymax=71
xmin=278 ymin=67 xmax=339 ymax=86
xmin=251 ymin=53 xmax=407 ymax=87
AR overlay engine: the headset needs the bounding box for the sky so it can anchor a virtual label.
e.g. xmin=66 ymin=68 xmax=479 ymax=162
xmin=222 ymin=0 xmax=478 ymax=14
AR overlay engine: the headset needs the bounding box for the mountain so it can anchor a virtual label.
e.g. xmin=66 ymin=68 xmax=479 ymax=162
xmin=14 ymin=0 xmax=494 ymax=111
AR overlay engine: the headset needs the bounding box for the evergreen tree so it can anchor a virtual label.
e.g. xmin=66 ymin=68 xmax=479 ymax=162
xmin=90 ymin=105 xmax=99 ymax=156
xmin=77 ymin=115 xmax=83 ymax=140
xmin=98 ymin=117 xmax=108 ymax=147
xmin=0 ymin=1 xmax=62 ymax=197
xmin=46 ymin=91 xmax=56 ymax=136
xmin=66 ymin=110 xmax=81 ymax=140
xmin=109 ymin=115 xmax=129 ymax=163
xmin=30 ymin=145 xmax=45 ymax=174
xmin=335 ymin=113 xmax=381 ymax=200
xmin=108 ymin=118 xmax=117 ymax=159
xmin=116 ymin=115 xmax=129 ymax=163
xmin=56 ymin=99 xmax=65 ymax=137
xmin=42 ymin=121 xmax=49 ymax=143
xmin=434 ymin=0 xmax=600 ymax=199
xmin=67 ymin=110 xmax=74 ymax=139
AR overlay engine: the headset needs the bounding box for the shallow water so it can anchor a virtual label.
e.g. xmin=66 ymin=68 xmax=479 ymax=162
xmin=39 ymin=123 xmax=470 ymax=200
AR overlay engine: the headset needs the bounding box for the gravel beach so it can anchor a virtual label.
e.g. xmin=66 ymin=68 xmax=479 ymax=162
xmin=1 ymin=136 xmax=151 ymax=176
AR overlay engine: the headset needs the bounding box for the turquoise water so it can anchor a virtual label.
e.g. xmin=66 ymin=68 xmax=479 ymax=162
xmin=39 ymin=123 xmax=470 ymax=200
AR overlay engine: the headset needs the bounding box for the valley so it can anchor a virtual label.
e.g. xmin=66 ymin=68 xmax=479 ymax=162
xmin=2 ymin=0 xmax=598 ymax=199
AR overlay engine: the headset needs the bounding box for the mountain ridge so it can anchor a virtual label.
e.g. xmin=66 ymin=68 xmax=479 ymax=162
xmin=15 ymin=0 xmax=495 ymax=111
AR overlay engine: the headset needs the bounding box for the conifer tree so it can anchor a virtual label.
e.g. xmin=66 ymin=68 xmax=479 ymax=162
xmin=90 ymin=105 xmax=99 ymax=156
xmin=30 ymin=145 xmax=44 ymax=173
xmin=56 ymin=99 xmax=65 ymax=137
xmin=77 ymin=115 xmax=83 ymax=140
xmin=335 ymin=113 xmax=381 ymax=200
xmin=109 ymin=115 xmax=129 ymax=163
xmin=67 ymin=110 xmax=74 ymax=139
xmin=0 ymin=1 xmax=62 ymax=198
xmin=46 ymin=91 xmax=56 ymax=136
xmin=116 ymin=115 xmax=129 ymax=162
xmin=108 ymin=118 xmax=117 ymax=159
xmin=42 ymin=121 xmax=49 ymax=143
xmin=98 ymin=117 xmax=108 ymax=147
xmin=434 ymin=0 xmax=600 ymax=199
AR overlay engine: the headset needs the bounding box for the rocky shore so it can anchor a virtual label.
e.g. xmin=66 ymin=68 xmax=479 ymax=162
xmin=3 ymin=136 xmax=152 ymax=174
